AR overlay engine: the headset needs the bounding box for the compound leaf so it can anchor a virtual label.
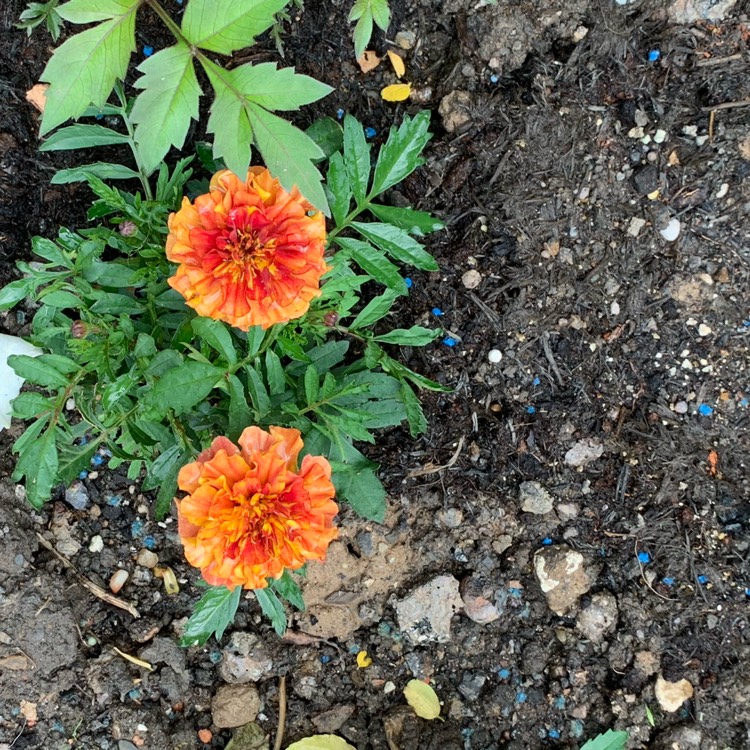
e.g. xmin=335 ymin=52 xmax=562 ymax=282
xmin=142 ymin=362 xmax=223 ymax=416
xmin=15 ymin=425 xmax=58 ymax=509
xmin=254 ymin=587 xmax=287 ymax=635
xmin=180 ymin=585 xmax=241 ymax=647
xmin=181 ymin=0 xmax=287 ymax=55
xmin=131 ymin=43 xmax=202 ymax=174
xmin=343 ymin=114 xmax=370 ymax=205
xmin=335 ymin=237 xmax=406 ymax=294
xmin=351 ymin=221 xmax=439 ymax=271
xmin=368 ymin=203 xmax=444 ymax=235
xmin=325 ymin=152 xmax=352 ymax=228
xmin=580 ymin=730 xmax=630 ymax=750
xmin=40 ymin=0 xmax=139 ymax=134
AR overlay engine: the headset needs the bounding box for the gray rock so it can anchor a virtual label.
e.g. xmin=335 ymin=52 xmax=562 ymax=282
xmin=64 ymin=481 xmax=90 ymax=510
xmin=576 ymin=592 xmax=618 ymax=643
xmin=534 ymin=545 xmax=600 ymax=615
xmin=667 ymin=0 xmax=736 ymax=24
xmin=439 ymin=90 xmax=473 ymax=133
xmin=395 ymin=575 xmax=463 ymax=643
xmin=653 ymin=725 xmax=702 ymax=750
xmin=211 ymin=684 xmax=260 ymax=728
xmin=519 ymin=481 xmax=554 ymax=514
xmin=459 ymin=672 xmax=487 ymax=702
xmin=312 ymin=705 xmax=355 ymax=733
xmin=564 ymin=439 xmax=604 ymax=468
xmin=220 ymin=632 xmax=274 ymax=684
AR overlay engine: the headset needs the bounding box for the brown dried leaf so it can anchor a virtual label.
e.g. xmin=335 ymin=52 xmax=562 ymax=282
xmin=357 ymin=50 xmax=381 ymax=73
xmin=25 ymin=84 xmax=48 ymax=113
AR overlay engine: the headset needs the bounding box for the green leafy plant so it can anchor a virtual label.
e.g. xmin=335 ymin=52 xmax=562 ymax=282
xmin=581 ymin=729 xmax=629 ymax=750
xmin=16 ymin=0 xmax=63 ymax=41
xmin=35 ymin=0 xmax=333 ymax=212
xmin=0 ymin=111 xmax=445 ymax=641
xmin=349 ymin=0 xmax=390 ymax=59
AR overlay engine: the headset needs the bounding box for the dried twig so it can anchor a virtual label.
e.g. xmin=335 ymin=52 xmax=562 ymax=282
xmin=36 ymin=533 xmax=140 ymax=618
xmin=273 ymin=675 xmax=287 ymax=750
xmin=695 ymin=53 xmax=743 ymax=66
xmin=406 ymin=437 xmax=464 ymax=478
xmin=542 ymin=332 xmax=565 ymax=386
xmin=701 ymin=99 xmax=750 ymax=112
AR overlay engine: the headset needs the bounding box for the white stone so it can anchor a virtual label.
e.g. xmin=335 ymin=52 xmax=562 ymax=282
xmin=659 ymin=218 xmax=681 ymax=242
xmin=88 ymin=535 xmax=104 ymax=553
xmin=655 ymin=675 xmax=694 ymax=712
xmin=487 ymin=349 xmax=502 ymax=363
xmin=395 ymin=575 xmax=463 ymax=643
xmin=654 ymin=129 xmax=667 ymax=143
xmin=461 ymin=269 xmax=482 ymax=289
xmin=715 ymin=182 xmax=729 ymax=199
xmin=697 ymin=324 xmax=712 ymax=336
xmin=627 ymin=217 xmax=646 ymax=237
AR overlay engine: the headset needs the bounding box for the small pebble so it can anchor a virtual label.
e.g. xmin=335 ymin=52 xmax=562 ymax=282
xmin=488 ymin=349 xmax=502 ymax=363
xmin=89 ymin=535 xmax=104 ymax=553
xmin=136 ymin=549 xmax=159 ymax=569
xmin=395 ymin=30 xmax=416 ymax=49
xmin=715 ymin=183 xmax=729 ymax=199
xmin=674 ymin=401 xmax=688 ymax=414
xmin=697 ymin=323 xmax=712 ymax=336
xmin=659 ymin=218 xmax=681 ymax=242
xmin=384 ymin=681 xmax=396 ymax=694
xmin=109 ymin=569 xmax=129 ymax=594
xmin=627 ymin=217 xmax=646 ymax=237
xmin=461 ymin=269 xmax=482 ymax=289
xmin=654 ymin=129 xmax=667 ymax=143
xmin=65 ymin=398 xmax=75 ymax=410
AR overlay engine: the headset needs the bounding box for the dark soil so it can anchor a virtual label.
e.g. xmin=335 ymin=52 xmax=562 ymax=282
xmin=1 ymin=1 xmax=749 ymax=749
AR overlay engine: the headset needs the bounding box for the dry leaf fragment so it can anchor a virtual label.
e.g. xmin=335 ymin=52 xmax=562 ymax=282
xmin=386 ymin=50 xmax=406 ymax=78
xmin=403 ymin=679 xmax=441 ymax=720
xmin=286 ymin=736 xmax=356 ymax=750
xmin=357 ymin=50 xmax=381 ymax=73
xmin=707 ymin=449 xmax=719 ymax=477
xmin=381 ymin=83 xmax=412 ymax=102
xmin=112 ymin=646 xmax=155 ymax=671
xmin=25 ymin=83 xmax=48 ymax=113
xmin=20 ymin=700 xmax=37 ymax=727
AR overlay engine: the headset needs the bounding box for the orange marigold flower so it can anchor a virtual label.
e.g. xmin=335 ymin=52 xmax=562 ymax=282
xmin=176 ymin=426 xmax=338 ymax=590
xmin=166 ymin=168 xmax=328 ymax=330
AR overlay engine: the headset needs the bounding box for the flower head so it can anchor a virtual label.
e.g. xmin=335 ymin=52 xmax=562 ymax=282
xmin=176 ymin=426 xmax=338 ymax=589
xmin=166 ymin=168 xmax=328 ymax=330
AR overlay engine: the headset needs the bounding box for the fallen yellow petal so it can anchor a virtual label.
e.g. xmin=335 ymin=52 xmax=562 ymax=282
xmin=386 ymin=50 xmax=406 ymax=78
xmin=381 ymin=83 xmax=412 ymax=102
xmin=356 ymin=650 xmax=373 ymax=668
xmin=647 ymin=189 xmax=660 ymax=200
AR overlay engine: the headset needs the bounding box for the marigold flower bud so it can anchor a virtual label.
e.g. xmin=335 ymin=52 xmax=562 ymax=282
xmin=70 ymin=320 xmax=88 ymax=338
xmin=119 ymin=220 xmax=137 ymax=237
xmin=323 ymin=311 xmax=339 ymax=327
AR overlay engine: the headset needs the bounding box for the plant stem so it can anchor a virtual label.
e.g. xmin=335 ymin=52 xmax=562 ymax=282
xmin=326 ymin=199 xmax=371 ymax=242
xmin=113 ymin=82 xmax=154 ymax=200
xmin=145 ymin=0 xmax=186 ymax=44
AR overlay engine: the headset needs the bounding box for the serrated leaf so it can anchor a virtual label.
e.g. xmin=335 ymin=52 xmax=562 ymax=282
xmin=335 ymin=237 xmax=406 ymax=294
xmin=351 ymin=221 xmax=438 ymax=271
xmin=286 ymin=736 xmax=356 ymax=750
xmin=16 ymin=425 xmax=58 ymax=508
xmin=245 ymin=103 xmax=329 ymax=215
xmin=371 ymin=111 xmax=431 ymax=196
xmin=350 ymin=289 xmax=398 ymax=329
xmin=39 ymin=123 xmax=130 ymax=151
xmin=227 ymin=374 xmax=253 ymax=441
xmin=404 ymin=679 xmax=441 ymax=720
xmin=11 ymin=392 xmax=54 ymax=420
xmin=192 ymin=317 xmax=236 ymax=364
xmin=343 ymin=115 xmax=370 ymax=204
xmin=222 ymin=63 xmax=333 ymax=112
xmin=350 ymin=7 xmax=373 ymax=61
xmin=51 ymin=162 xmax=140 ymax=184
xmin=580 ymin=730 xmax=630 ymax=750
xmin=270 ymin=570 xmax=305 ymax=610
xmin=399 ymin=382 xmax=427 ymax=437
xmin=142 ymin=444 xmax=182 ymax=492
xmin=245 ymin=365 xmax=271 ymax=415
xmin=304 ymin=365 xmax=319 ymax=406
xmin=264 ymin=350 xmax=285 ymax=396
xmin=254 ymin=587 xmax=286 ymax=635
xmin=142 ymin=362 xmax=223 ymax=416
xmin=370 ymin=0 xmax=391 ymax=29
xmin=7 ymin=354 xmax=69 ymax=388
xmin=373 ymin=326 xmax=439 ymax=346
xmin=306 ymin=117 xmax=343 ymax=161
xmin=180 ymin=585 xmax=241 ymax=647
xmin=40 ymin=2 xmax=139 ymax=134
xmin=181 ymin=0 xmax=287 ymax=54
xmin=130 ymin=43 xmax=202 ymax=173
xmin=326 ymin=152 xmax=352 ymax=228
xmin=56 ymin=0 xmax=136 ymax=24
xmin=368 ymin=203 xmax=444 ymax=235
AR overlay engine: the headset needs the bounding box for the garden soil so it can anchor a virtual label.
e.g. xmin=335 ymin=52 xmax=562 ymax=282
xmin=1 ymin=0 xmax=749 ymax=748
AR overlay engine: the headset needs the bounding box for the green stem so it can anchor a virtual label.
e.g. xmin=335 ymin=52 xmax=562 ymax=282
xmin=326 ymin=199 xmax=371 ymax=242
xmin=145 ymin=0 xmax=186 ymax=43
xmin=113 ymin=82 xmax=154 ymax=200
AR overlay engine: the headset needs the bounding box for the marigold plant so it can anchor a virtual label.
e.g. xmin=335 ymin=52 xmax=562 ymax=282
xmin=167 ymin=168 xmax=328 ymax=330
xmin=177 ymin=426 xmax=338 ymax=590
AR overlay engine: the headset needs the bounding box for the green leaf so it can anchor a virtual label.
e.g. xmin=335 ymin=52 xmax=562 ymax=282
xmin=180 ymin=585 xmax=242 ymax=647
xmin=264 ymin=350 xmax=286 ymax=396
xmin=16 ymin=425 xmax=58 ymax=508
xmin=368 ymin=203 xmax=444 ymax=235
xmin=11 ymin=392 xmax=55 ymax=420
xmin=181 ymin=0 xmax=287 ymax=54
xmin=39 ymin=290 xmax=82 ymax=309
xmin=142 ymin=362 xmax=223 ymax=416
xmin=219 ymin=63 xmax=333 ymax=112
xmin=51 ymin=162 xmax=140 ymax=184
xmin=304 ymin=365 xmax=319 ymax=406
xmin=40 ymin=1 xmax=139 ymax=134
xmin=192 ymin=318 xmax=237 ymax=365
xmin=227 ymin=374 xmax=253 ymax=441
xmin=130 ymin=43 xmax=202 ymax=173
xmin=580 ymin=730 xmax=630 ymax=750
xmin=0 ymin=278 xmax=38 ymax=310
xmin=343 ymin=115 xmax=370 ymax=205
xmin=351 ymin=221 xmax=438 ymax=271
xmin=254 ymin=587 xmax=286 ymax=635
xmin=349 ymin=5 xmax=373 ymax=61
xmin=270 ymin=570 xmax=305 ymax=611
xmin=399 ymin=382 xmax=427 ymax=437
xmin=58 ymin=440 xmax=100 ymax=485
xmin=335 ymin=237 xmax=406 ymax=294
xmin=142 ymin=444 xmax=182 ymax=492
xmin=245 ymin=365 xmax=271 ymax=415
xmin=333 ymin=463 xmax=385 ymax=522
xmin=288 ymin=341 xmax=349 ymax=376
xmin=32 ymin=236 xmax=72 ymax=267
xmin=7 ymin=354 xmax=69 ymax=388
xmin=90 ymin=292 xmax=145 ymax=315
xmin=326 ymin=152 xmax=352 ymax=228
xmin=286 ymin=737 xmax=356 ymax=750
xmin=306 ymin=117 xmax=344 ymax=161
xmin=39 ymin=123 xmax=129 ymax=151
xmin=245 ymin=103 xmax=329 ymax=215
xmin=373 ymin=326 xmax=439 ymax=346
xmin=371 ymin=111 xmax=432 ymax=196
xmin=349 ymin=289 xmax=398 ymax=329
xmin=83 ymin=260 xmax=144 ymax=288
xmin=154 ymin=448 xmax=190 ymax=520
xmin=370 ymin=0 xmax=390 ymax=29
